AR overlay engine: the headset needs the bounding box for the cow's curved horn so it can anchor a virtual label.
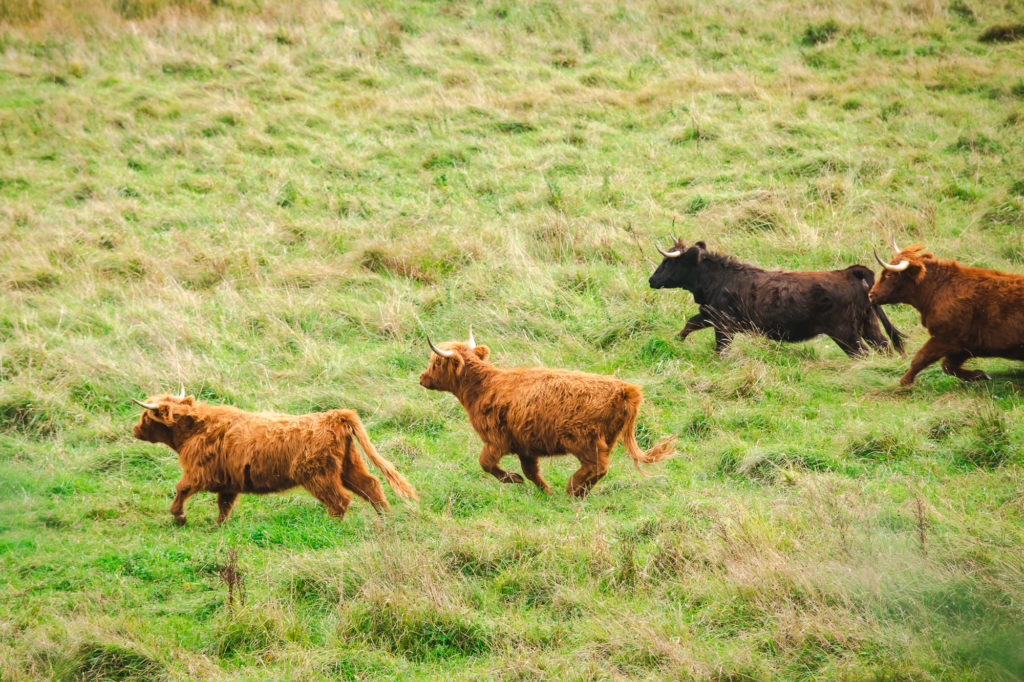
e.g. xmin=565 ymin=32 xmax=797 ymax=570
xmin=177 ymin=384 xmax=185 ymax=399
xmin=890 ymin=235 xmax=900 ymax=252
xmin=874 ymin=248 xmax=910 ymax=272
xmin=657 ymin=245 xmax=682 ymax=258
xmin=467 ymin=325 xmax=475 ymax=348
xmin=427 ymin=336 xmax=456 ymax=358
xmin=132 ymin=398 xmax=159 ymax=410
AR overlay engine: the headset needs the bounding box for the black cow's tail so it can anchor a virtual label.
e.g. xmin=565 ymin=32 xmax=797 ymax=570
xmin=850 ymin=265 xmax=906 ymax=356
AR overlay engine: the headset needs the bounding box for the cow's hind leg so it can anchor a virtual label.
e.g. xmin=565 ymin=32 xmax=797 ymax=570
xmin=829 ymin=327 xmax=867 ymax=357
xmin=713 ymin=329 xmax=733 ymax=355
xmin=170 ymin=476 xmax=200 ymax=526
xmin=216 ymin=492 xmax=239 ymax=525
xmin=860 ymin=314 xmax=890 ymax=354
xmin=480 ymin=444 xmax=523 ymax=484
xmin=941 ymin=352 xmax=991 ymax=382
xmin=295 ymin=453 xmax=351 ymax=519
xmin=518 ymin=455 xmax=551 ymax=494
xmin=566 ymin=443 xmax=611 ymax=498
xmin=341 ymin=438 xmax=389 ymax=513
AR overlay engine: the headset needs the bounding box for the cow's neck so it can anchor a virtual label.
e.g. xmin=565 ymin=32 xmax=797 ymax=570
xmin=452 ymin=362 xmax=493 ymax=408
xmin=908 ymin=265 xmax=952 ymax=326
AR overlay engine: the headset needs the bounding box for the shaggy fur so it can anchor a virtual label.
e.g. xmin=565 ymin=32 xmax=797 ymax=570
xmin=132 ymin=395 xmax=418 ymax=525
xmin=869 ymin=244 xmax=1024 ymax=386
xmin=648 ymin=239 xmax=905 ymax=356
xmin=418 ymin=340 xmax=676 ymax=497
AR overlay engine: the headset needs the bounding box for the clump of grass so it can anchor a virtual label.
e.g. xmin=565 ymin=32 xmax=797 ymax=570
xmin=799 ymin=20 xmax=840 ymax=47
xmin=52 ymin=641 xmax=164 ymax=682
xmin=978 ymin=24 xmax=1024 ymax=43
xmin=848 ymin=431 xmax=914 ymax=461
xmin=342 ymin=601 xmax=494 ymax=661
xmin=957 ymin=408 xmax=1013 ymax=469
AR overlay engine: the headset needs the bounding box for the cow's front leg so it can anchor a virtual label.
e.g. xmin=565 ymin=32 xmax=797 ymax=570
xmin=678 ymin=312 xmax=712 ymax=342
xmin=479 ymin=445 xmax=522 ymax=484
xmin=518 ymin=455 xmax=551 ymax=494
xmin=170 ymin=477 xmax=200 ymax=526
xmin=900 ymin=337 xmax=955 ymax=386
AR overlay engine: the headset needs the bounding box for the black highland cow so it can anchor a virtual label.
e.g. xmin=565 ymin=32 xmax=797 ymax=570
xmin=648 ymin=239 xmax=905 ymax=356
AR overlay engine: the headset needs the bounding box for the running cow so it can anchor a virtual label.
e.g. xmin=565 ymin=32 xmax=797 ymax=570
xmin=648 ymin=238 xmax=905 ymax=356
xmin=132 ymin=389 xmax=418 ymax=525
xmin=870 ymin=240 xmax=1024 ymax=386
xmin=418 ymin=329 xmax=676 ymax=497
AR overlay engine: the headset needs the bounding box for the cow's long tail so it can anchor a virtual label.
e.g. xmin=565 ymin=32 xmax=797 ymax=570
xmin=347 ymin=413 xmax=419 ymax=501
xmin=872 ymin=305 xmax=906 ymax=356
xmin=620 ymin=389 xmax=676 ymax=476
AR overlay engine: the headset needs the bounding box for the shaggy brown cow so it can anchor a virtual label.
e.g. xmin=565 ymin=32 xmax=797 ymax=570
xmin=870 ymin=240 xmax=1024 ymax=386
xmin=418 ymin=329 xmax=676 ymax=497
xmin=132 ymin=391 xmax=418 ymax=525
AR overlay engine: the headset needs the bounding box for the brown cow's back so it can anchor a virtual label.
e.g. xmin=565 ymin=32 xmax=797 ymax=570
xmin=466 ymin=364 xmax=641 ymax=457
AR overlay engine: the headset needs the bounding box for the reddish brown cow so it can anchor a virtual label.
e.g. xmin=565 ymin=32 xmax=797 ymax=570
xmin=132 ymin=392 xmax=418 ymax=525
xmin=870 ymin=241 xmax=1024 ymax=386
xmin=418 ymin=330 xmax=676 ymax=497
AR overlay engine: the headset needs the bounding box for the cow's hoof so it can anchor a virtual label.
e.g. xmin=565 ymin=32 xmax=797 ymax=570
xmin=173 ymin=515 xmax=186 ymax=526
xmin=966 ymin=371 xmax=991 ymax=382
xmin=504 ymin=472 xmax=524 ymax=484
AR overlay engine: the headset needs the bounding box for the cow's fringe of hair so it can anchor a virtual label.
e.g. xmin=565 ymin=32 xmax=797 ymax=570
xmin=348 ymin=414 xmax=420 ymax=501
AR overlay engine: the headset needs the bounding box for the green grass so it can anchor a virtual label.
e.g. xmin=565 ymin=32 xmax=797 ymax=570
xmin=2 ymin=0 xmax=1024 ymax=679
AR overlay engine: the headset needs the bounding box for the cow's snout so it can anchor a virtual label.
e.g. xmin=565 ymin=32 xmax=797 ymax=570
xmin=419 ymin=373 xmax=432 ymax=389
xmin=648 ymin=275 xmax=663 ymax=290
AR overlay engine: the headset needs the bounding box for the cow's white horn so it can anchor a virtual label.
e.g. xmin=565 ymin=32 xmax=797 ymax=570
xmin=890 ymin=235 xmax=900 ymax=252
xmin=468 ymin=325 xmax=475 ymax=348
xmin=177 ymin=384 xmax=185 ymax=399
xmin=427 ymin=336 xmax=456 ymax=358
xmin=657 ymin=245 xmax=682 ymax=258
xmin=874 ymin=248 xmax=909 ymax=272
xmin=132 ymin=398 xmax=159 ymax=410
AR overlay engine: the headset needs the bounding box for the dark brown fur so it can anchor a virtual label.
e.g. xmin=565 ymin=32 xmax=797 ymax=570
xmin=648 ymin=239 xmax=905 ymax=356
xmin=132 ymin=395 xmax=418 ymax=525
xmin=869 ymin=244 xmax=1024 ymax=385
xmin=418 ymin=341 xmax=675 ymax=497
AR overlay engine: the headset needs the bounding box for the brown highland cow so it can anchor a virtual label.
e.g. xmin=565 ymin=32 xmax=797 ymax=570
xmin=418 ymin=329 xmax=676 ymax=497
xmin=132 ymin=390 xmax=418 ymax=525
xmin=870 ymin=239 xmax=1024 ymax=386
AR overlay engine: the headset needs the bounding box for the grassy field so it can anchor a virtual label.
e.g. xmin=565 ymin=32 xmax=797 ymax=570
xmin=2 ymin=0 xmax=1024 ymax=678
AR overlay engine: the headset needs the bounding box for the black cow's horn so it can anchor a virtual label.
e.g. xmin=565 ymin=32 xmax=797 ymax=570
xmin=657 ymin=245 xmax=682 ymax=258
xmin=427 ymin=336 xmax=456 ymax=358
xmin=132 ymin=398 xmax=159 ymax=410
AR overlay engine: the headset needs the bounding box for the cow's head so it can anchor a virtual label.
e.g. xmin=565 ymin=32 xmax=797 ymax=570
xmin=419 ymin=327 xmax=490 ymax=393
xmin=648 ymin=238 xmax=707 ymax=289
xmin=132 ymin=386 xmax=197 ymax=447
xmin=869 ymin=239 xmax=934 ymax=305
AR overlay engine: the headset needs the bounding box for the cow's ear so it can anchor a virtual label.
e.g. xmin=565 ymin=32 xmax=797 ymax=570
xmin=912 ymin=262 xmax=927 ymax=282
xmin=150 ymin=404 xmax=172 ymax=424
xmin=686 ymin=246 xmax=702 ymax=262
xmin=472 ymin=344 xmax=490 ymax=361
xmin=181 ymin=396 xmax=195 ymax=405
xmin=695 ymin=241 xmax=707 ymax=250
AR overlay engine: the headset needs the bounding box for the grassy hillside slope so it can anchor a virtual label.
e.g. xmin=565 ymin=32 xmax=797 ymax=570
xmin=1 ymin=0 xmax=1023 ymax=679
